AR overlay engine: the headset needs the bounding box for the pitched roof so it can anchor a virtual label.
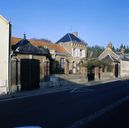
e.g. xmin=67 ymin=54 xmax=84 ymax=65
xmin=98 ymin=46 xmax=129 ymax=62
xmin=15 ymin=44 xmax=44 ymax=54
xmin=101 ymin=54 xmax=119 ymax=63
xmin=56 ymin=33 xmax=86 ymax=45
xmin=118 ymin=54 xmax=129 ymax=61
xmin=98 ymin=47 xmax=119 ymax=61
xmin=11 ymin=37 xmax=21 ymax=45
xmin=11 ymin=37 xmax=68 ymax=54
xmin=16 ymin=39 xmax=31 ymax=47
xmin=13 ymin=38 xmax=45 ymax=55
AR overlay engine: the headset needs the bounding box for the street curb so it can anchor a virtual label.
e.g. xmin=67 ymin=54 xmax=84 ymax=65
xmin=0 ymin=78 xmax=128 ymax=102
xmin=0 ymin=87 xmax=73 ymax=102
xmin=66 ymin=94 xmax=129 ymax=128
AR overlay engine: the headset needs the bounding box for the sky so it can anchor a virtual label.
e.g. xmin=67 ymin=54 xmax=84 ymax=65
xmin=0 ymin=0 xmax=129 ymax=47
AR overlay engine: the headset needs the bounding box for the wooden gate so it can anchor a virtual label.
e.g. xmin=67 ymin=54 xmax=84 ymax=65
xmin=115 ymin=64 xmax=118 ymax=78
xmin=20 ymin=59 xmax=40 ymax=91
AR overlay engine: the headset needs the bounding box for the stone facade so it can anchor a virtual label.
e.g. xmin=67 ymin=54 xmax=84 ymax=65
xmin=120 ymin=61 xmax=129 ymax=77
xmin=11 ymin=53 xmax=49 ymax=92
xmin=56 ymin=32 xmax=87 ymax=74
xmin=98 ymin=43 xmax=129 ymax=80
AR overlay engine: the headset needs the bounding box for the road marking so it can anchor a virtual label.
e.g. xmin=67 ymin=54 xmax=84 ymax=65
xmin=70 ymin=88 xmax=78 ymax=93
xmin=66 ymin=94 xmax=129 ymax=128
xmin=70 ymin=88 xmax=94 ymax=93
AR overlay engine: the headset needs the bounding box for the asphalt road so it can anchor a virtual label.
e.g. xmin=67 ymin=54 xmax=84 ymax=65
xmin=0 ymin=80 xmax=129 ymax=128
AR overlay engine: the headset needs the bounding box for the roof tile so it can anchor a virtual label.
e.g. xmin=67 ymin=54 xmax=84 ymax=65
xmin=11 ymin=37 xmax=68 ymax=53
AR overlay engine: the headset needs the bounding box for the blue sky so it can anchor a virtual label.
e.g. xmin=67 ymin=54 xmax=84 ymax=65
xmin=0 ymin=0 xmax=129 ymax=47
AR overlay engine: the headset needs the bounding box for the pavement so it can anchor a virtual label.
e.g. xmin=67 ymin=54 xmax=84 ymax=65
xmin=0 ymin=76 xmax=128 ymax=101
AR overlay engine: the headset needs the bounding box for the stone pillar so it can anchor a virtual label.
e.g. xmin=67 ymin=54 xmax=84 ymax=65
xmin=80 ymin=62 xmax=83 ymax=74
xmin=47 ymin=60 xmax=50 ymax=76
xmin=95 ymin=67 xmax=99 ymax=81
xmin=46 ymin=61 xmax=49 ymax=76
xmin=16 ymin=58 xmax=21 ymax=91
xmin=81 ymin=66 xmax=88 ymax=81
xmin=18 ymin=59 xmax=21 ymax=86
xmin=100 ymin=68 xmax=103 ymax=80
xmin=64 ymin=60 xmax=69 ymax=74
xmin=11 ymin=59 xmax=16 ymax=86
xmin=118 ymin=63 xmax=120 ymax=78
xmin=44 ymin=61 xmax=46 ymax=77
xmin=40 ymin=60 xmax=44 ymax=80
xmin=85 ymin=67 xmax=88 ymax=81
xmin=112 ymin=63 xmax=115 ymax=78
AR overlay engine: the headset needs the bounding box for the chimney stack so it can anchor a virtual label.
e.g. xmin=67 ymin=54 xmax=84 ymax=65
xmin=72 ymin=32 xmax=78 ymax=37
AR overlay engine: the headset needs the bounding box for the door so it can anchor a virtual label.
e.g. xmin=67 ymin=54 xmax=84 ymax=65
xmin=20 ymin=59 xmax=40 ymax=91
xmin=115 ymin=64 xmax=118 ymax=77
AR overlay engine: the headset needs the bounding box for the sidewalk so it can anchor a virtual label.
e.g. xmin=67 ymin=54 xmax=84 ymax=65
xmin=0 ymin=77 xmax=128 ymax=101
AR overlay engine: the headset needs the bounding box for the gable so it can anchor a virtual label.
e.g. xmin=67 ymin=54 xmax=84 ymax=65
xmin=98 ymin=48 xmax=119 ymax=62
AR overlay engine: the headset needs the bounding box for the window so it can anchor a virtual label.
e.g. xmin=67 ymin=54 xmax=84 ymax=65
xmin=73 ymin=48 xmax=76 ymax=56
xmin=60 ymin=58 xmax=65 ymax=68
xmin=80 ymin=49 xmax=82 ymax=57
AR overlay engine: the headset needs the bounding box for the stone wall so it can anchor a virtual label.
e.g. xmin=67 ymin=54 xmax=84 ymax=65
xmin=100 ymin=72 xmax=114 ymax=80
xmin=120 ymin=61 xmax=129 ymax=78
xmin=11 ymin=54 xmax=49 ymax=92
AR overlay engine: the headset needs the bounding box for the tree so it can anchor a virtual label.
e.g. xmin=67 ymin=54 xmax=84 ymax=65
xmin=83 ymin=58 xmax=107 ymax=70
xmin=87 ymin=45 xmax=104 ymax=58
xmin=31 ymin=38 xmax=52 ymax=43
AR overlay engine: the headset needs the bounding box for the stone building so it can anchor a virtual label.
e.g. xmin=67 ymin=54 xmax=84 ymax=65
xmin=98 ymin=43 xmax=129 ymax=80
xmin=11 ymin=36 xmax=50 ymax=92
xmin=11 ymin=36 xmax=70 ymax=76
xmin=56 ymin=32 xmax=87 ymax=74
xmin=29 ymin=38 xmax=70 ymax=74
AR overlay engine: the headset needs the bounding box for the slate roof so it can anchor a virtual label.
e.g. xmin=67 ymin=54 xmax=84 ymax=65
xmin=16 ymin=45 xmax=44 ymax=54
xmin=56 ymin=33 xmax=86 ymax=45
xmin=119 ymin=54 xmax=129 ymax=61
xmin=125 ymin=54 xmax=129 ymax=59
xmin=14 ymin=38 xmax=45 ymax=55
xmin=15 ymin=39 xmax=30 ymax=47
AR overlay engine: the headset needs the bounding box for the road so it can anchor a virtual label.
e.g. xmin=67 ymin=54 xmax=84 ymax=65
xmin=0 ymin=80 xmax=129 ymax=128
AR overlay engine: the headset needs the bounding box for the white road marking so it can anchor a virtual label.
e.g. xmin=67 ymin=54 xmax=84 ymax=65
xmin=70 ymin=88 xmax=78 ymax=93
xmin=70 ymin=88 xmax=94 ymax=93
xmin=66 ymin=94 xmax=129 ymax=128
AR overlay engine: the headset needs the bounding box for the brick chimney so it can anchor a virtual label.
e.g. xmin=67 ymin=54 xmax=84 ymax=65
xmin=72 ymin=32 xmax=78 ymax=37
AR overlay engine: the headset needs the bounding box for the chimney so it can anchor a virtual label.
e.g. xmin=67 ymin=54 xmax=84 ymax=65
xmin=72 ymin=32 xmax=78 ymax=37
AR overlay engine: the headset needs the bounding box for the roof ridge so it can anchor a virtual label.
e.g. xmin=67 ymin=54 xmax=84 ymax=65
xmin=68 ymin=33 xmax=72 ymax=42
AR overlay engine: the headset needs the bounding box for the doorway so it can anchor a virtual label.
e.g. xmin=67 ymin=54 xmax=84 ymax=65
xmin=115 ymin=64 xmax=118 ymax=77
